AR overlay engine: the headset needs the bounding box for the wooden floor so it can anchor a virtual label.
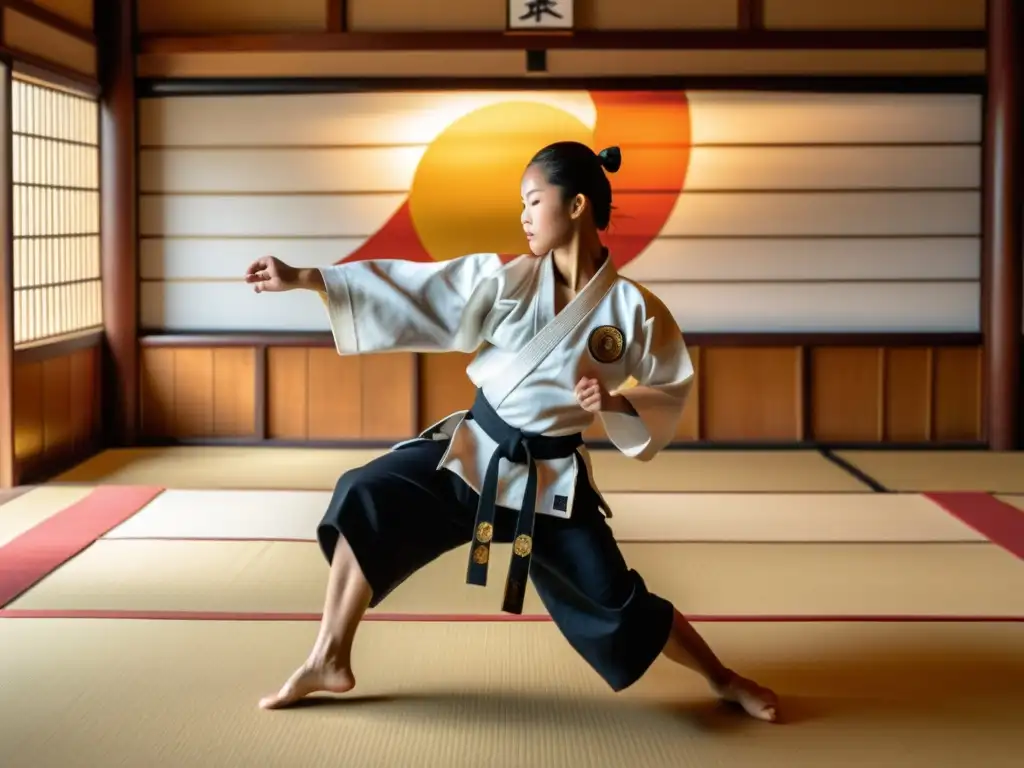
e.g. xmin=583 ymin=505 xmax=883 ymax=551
xmin=1 ymin=447 xmax=1023 ymax=767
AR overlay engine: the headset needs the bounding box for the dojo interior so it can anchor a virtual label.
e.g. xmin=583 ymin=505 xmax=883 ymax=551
xmin=1 ymin=1 xmax=1023 ymax=766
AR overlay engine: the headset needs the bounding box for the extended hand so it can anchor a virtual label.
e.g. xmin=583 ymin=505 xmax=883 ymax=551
xmin=245 ymin=256 xmax=298 ymax=293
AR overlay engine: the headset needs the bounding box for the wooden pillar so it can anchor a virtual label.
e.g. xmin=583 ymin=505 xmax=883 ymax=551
xmin=96 ymin=0 xmax=139 ymax=446
xmin=0 ymin=66 xmax=14 ymax=488
xmin=983 ymin=0 xmax=1022 ymax=450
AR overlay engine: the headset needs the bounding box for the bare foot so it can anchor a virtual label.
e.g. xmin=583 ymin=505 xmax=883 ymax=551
xmin=259 ymin=661 xmax=356 ymax=710
xmin=713 ymin=672 xmax=779 ymax=722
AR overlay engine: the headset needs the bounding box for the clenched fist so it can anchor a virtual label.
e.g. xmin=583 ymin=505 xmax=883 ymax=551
xmin=574 ymin=377 xmax=608 ymax=414
xmin=245 ymin=256 xmax=298 ymax=293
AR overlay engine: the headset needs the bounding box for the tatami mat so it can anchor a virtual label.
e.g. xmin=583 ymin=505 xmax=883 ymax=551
xmin=836 ymin=450 xmax=1024 ymax=493
xmin=0 ymin=486 xmax=95 ymax=547
xmin=1 ymin=619 xmax=1021 ymax=767
xmin=52 ymin=447 xmax=869 ymax=492
xmin=103 ymin=488 xmax=986 ymax=543
xmin=10 ymin=539 xmax=1023 ymax=618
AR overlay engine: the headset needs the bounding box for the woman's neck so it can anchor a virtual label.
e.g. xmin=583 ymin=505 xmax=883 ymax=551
xmin=552 ymin=230 xmax=605 ymax=292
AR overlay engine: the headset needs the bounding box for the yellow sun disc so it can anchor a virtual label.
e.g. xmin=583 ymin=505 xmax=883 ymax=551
xmin=408 ymin=101 xmax=592 ymax=262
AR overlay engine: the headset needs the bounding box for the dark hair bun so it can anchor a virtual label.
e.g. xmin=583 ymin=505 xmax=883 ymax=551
xmin=597 ymin=146 xmax=622 ymax=173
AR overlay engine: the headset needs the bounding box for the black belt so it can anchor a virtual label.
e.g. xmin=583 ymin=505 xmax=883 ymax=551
xmin=464 ymin=388 xmax=583 ymax=614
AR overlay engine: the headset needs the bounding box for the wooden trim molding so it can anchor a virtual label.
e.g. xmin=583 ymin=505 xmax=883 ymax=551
xmin=13 ymin=329 xmax=103 ymax=365
xmin=137 ymin=29 xmax=985 ymax=55
xmin=138 ymin=75 xmax=987 ymax=97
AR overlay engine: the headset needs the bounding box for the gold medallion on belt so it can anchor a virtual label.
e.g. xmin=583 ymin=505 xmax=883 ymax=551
xmin=513 ymin=534 xmax=532 ymax=557
xmin=476 ymin=521 xmax=493 ymax=543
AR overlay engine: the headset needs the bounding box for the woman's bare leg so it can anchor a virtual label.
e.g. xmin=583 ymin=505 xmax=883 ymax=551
xmin=661 ymin=609 xmax=778 ymax=722
xmin=259 ymin=536 xmax=372 ymax=709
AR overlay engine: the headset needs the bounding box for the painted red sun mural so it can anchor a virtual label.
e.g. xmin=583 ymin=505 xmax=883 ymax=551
xmin=337 ymin=91 xmax=691 ymax=271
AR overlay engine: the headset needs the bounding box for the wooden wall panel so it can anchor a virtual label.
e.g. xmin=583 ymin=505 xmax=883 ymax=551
xmin=883 ymin=348 xmax=932 ymax=441
xmin=264 ymin=348 xmax=416 ymax=441
xmin=139 ymin=346 xmax=257 ymax=438
xmin=764 ymin=0 xmax=986 ymax=29
xmin=361 ymin=353 xmax=417 ymax=439
xmin=306 ymin=348 xmax=362 ymax=439
xmin=139 ymin=346 xmax=175 ymax=436
xmin=31 ymin=0 xmax=96 ymax=30
xmin=13 ymin=359 xmax=43 ymax=460
xmin=137 ymin=0 xmax=327 ymax=33
xmin=136 ymin=341 xmax=988 ymax=446
xmin=212 ymin=347 xmax=256 ymax=436
xmin=702 ymin=347 xmax=803 ymax=441
xmin=348 ymin=0 xmax=505 ymax=31
xmin=12 ymin=343 xmax=101 ymax=482
xmin=417 ymin=352 xmax=475 ymax=431
xmin=3 ymin=8 xmax=96 ymax=76
xmin=172 ymin=348 xmax=215 ymax=437
xmin=932 ymin=346 xmax=982 ymax=441
xmin=266 ymin=347 xmax=307 ymax=439
xmin=811 ymin=348 xmax=884 ymax=442
xmin=578 ymin=0 xmax=737 ymax=29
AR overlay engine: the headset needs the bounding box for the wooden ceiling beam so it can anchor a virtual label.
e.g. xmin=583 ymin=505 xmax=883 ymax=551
xmin=138 ymin=28 xmax=985 ymax=56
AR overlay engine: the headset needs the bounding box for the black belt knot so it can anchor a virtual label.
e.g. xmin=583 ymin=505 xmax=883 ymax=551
xmin=464 ymin=388 xmax=582 ymax=614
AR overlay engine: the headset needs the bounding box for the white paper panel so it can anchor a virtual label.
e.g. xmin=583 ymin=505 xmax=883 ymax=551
xmin=139 ymin=91 xmax=980 ymax=148
xmin=619 ymin=237 xmax=980 ymax=282
xmin=140 ymin=279 xmax=979 ymax=333
xmin=138 ymin=91 xmax=598 ymax=147
xmin=138 ymin=194 xmax=406 ymax=237
xmin=686 ymin=91 xmax=981 ymax=145
xmin=139 ymin=147 xmax=425 ymax=193
xmin=139 ymin=190 xmax=980 ymax=238
xmin=141 ymin=236 xmax=980 ymax=282
xmin=139 ymin=238 xmax=365 ymax=279
xmin=660 ymin=191 xmax=979 ymax=236
xmin=138 ymin=144 xmax=980 ymax=194
xmin=683 ymin=145 xmax=979 ymax=190
xmin=138 ymin=90 xmax=983 ymax=334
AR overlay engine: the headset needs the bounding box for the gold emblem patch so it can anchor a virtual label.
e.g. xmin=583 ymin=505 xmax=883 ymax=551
xmin=472 ymin=544 xmax=489 ymax=565
xmin=513 ymin=534 xmax=533 ymax=558
xmin=476 ymin=522 xmax=493 ymax=543
xmin=588 ymin=325 xmax=624 ymax=364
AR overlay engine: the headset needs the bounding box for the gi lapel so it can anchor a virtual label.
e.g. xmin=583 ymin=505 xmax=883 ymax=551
xmin=481 ymin=254 xmax=617 ymax=408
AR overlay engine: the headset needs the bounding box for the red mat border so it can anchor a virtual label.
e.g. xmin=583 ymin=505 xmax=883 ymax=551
xmin=924 ymin=492 xmax=1024 ymax=560
xmin=1 ymin=608 xmax=1022 ymax=622
xmin=0 ymin=486 xmax=165 ymax=608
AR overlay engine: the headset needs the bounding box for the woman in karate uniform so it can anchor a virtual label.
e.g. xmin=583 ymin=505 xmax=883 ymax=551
xmin=245 ymin=141 xmax=778 ymax=722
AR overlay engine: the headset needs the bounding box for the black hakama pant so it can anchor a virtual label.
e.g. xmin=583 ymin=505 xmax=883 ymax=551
xmin=316 ymin=395 xmax=676 ymax=693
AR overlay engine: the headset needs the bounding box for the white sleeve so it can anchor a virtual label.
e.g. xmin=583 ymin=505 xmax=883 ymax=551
xmin=317 ymin=253 xmax=505 ymax=355
xmin=597 ymin=288 xmax=695 ymax=461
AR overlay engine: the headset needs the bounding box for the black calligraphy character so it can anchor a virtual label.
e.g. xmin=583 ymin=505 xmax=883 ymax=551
xmin=519 ymin=0 xmax=563 ymax=23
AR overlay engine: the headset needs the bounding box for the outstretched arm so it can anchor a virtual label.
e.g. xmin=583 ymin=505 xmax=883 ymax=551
xmin=591 ymin=289 xmax=695 ymax=461
xmin=246 ymin=253 xmax=505 ymax=355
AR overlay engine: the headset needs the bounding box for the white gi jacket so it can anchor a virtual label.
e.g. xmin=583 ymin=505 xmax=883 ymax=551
xmin=318 ymin=251 xmax=695 ymax=520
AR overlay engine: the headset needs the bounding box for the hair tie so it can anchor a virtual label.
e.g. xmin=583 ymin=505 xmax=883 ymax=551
xmin=597 ymin=146 xmax=622 ymax=173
